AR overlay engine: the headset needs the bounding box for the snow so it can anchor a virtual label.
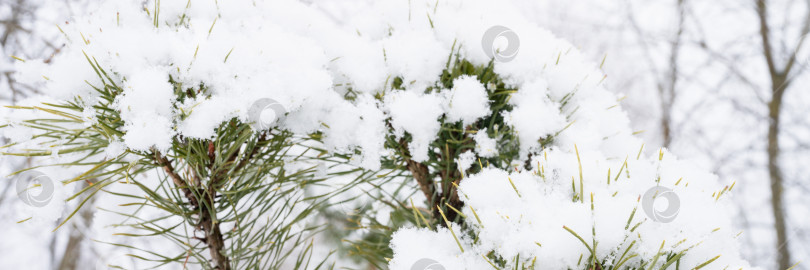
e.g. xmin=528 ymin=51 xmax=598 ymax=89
xmin=504 ymin=78 xmax=568 ymax=157
xmin=320 ymin=96 xmax=388 ymax=170
xmin=390 ymin=149 xmax=755 ymax=269
xmin=473 ymin=128 xmax=499 ymax=158
xmin=444 ymin=75 xmax=490 ymax=126
xmin=388 ymin=227 xmax=489 ymax=269
xmin=456 ymin=151 xmax=477 ymax=173
xmin=384 ymin=90 xmax=444 ymax=162
xmin=2 ymin=0 xmax=757 ymax=269
xmin=383 ymin=30 xmax=450 ymax=91
xmin=116 ymin=67 xmax=175 ymax=151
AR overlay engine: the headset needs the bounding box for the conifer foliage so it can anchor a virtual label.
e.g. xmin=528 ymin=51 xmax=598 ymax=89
xmin=2 ymin=0 xmax=757 ymax=269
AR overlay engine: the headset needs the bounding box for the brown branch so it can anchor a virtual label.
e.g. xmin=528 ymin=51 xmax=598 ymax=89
xmin=405 ymin=158 xmax=435 ymax=208
xmin=782 ymin=2 xmax=810 ymax=76
xmin=399 ymin=139 xmax=439 ymax=218
xmin=154 ymin=151 xmax=231 ymax=270
xmin=201 ymin=133 xmax=272 ymax=270
xmin=399 ymin=138 xmax=466 ymax=223
xmin=155 ymin=152 xmax=198 ymax=207
xmin=754 ymin=0 xmax=802 ymax=268
xmin=199 ymin=199 xmax=231 ymax=270
xmin=756 ymin=0 xmax=779 ymax=76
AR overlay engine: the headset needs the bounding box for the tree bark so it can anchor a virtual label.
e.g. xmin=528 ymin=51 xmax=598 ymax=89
xmin=155 ymin=152 xmax=231 ymax=270
xmin=200 ymin=203 xmax=231 ymax=270
xmin=767 ymin=75 xmax=790 ymax=270
xmin=659 ymin=0 xmax=686 ymax=149
xmin=755 ymin=0 xmax=802 ymax=267
xmin=57 ymin=182 xmax=96 ymax=270
xmin=400 ymin=139 xmax=464 ymax=223
xmin=406 ymin=158 xmax=435 ymax=207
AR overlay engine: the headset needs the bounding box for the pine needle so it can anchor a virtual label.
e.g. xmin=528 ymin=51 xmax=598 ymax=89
xmin=11 ymin=55 xmax=25 ymax=62
xmin=692 ymin=255 xmax=721 ymax=269
xmin=481 ymin=255 xmax=502 ymax=270
xmin=563 ymin=225 xmax=593 ymax=254
xmin=507 ymin=177 xmax=522 ymax=198
xmin=469 ymin=205 xmax=484 ymax=228
xmin=437 ymin=206 xmax=464 ymax=252
xmin=786 ymin=261 xmax=802 ymax=270
xmin=444 ymin=202 xmax=467 ymax=219
xmin=410 ymin=198 xmax=422 ymax=227
xmin=575 ymin=144 xmax=584 ymax=202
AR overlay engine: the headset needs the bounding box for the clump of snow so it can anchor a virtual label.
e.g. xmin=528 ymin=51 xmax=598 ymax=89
xmin=320 ymin=96 xmax=388 ymax=170
xmin=115 ymin=68 xmax=176 ymax=152
xmin=503 ymin=78 xmax=567 ymax=157
xmin=456 ymin=151 xmax=477 ymax=173
xmin=388 ymin=227 xmax=489 ymax=269
xmin=383 ymin=30 xmax=450 ymax=91
xmin=384 ymin=91 xmax=444 ymax=162
xmin=473 ymin=128 xmax=499 ymax=158
xmin=444 ymin=75 xmax=490 ymax=126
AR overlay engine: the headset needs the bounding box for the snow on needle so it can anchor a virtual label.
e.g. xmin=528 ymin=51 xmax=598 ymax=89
xmin=452 ymin=182 xmax=469 ymax=200
xmin=469 ymin=205 xmax=483 ymax=228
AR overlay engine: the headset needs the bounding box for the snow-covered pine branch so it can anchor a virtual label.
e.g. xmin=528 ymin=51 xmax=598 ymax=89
xmin=1 ymin=0 xmax=756 ymax=269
